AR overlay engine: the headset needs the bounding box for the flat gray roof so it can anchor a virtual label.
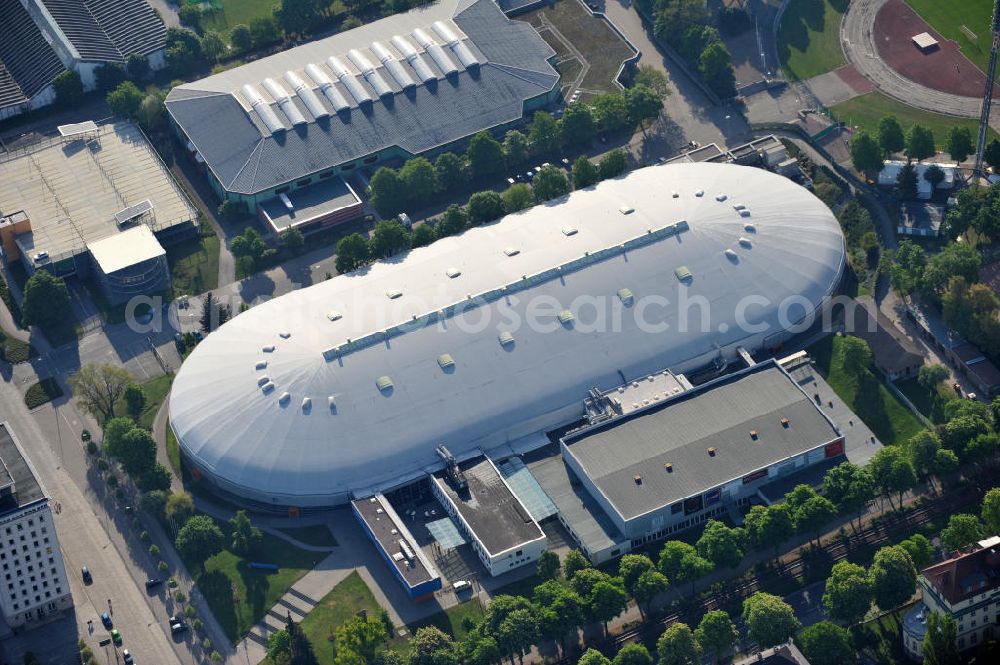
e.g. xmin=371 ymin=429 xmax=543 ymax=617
xmin=563 ymin=361 xmax=841 ymax=521
xmin=352 ymin=494 xmax=438 ymax=588
xmin=433 ymin=458 xmax=543 ymax=556
xmin=0 ymin=122 xmax=197 ymax=264
xmin=0 ymin=423 xmax=45 ymax=515
xmin=258 ymin=177 xmax=361 ymax=232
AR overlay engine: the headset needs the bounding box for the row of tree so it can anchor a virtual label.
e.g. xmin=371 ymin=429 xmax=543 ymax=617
xmin=335 ymin=149 xmax=629 ymax=274
xmin=369 ymin=81 xmax=664 ymax=218
xmin=849 ymin=115 xmax=974 ymax=178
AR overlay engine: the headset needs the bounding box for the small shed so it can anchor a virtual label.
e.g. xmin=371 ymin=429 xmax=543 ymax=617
xmin=912 ymin=32 xmax=939 ymax=52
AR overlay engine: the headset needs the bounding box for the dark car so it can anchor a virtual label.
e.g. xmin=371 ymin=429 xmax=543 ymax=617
xmin=81 ymin=567 xmax=92 ymax=584
xmin=81 ymin=429 xmax=91 ymax=442
xmin=111 ymin=629 xmax=122 ymax=646
xmin=100 ymin=612 xmax=112 ymax=629
xmin=122 ymin=649 xmax=134 ymax=664
xmin=170 ymin=621 xmax=188 ymax=634
xmin=145 ymin=578 xmax=162 ymax=589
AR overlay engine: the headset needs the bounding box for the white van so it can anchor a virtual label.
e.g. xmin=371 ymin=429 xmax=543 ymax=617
xmin=452 ymin=580 xmax=471 ymax=593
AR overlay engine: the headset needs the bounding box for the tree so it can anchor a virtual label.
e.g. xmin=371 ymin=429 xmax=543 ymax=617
xmin=537 ymin=550 xmax=561 ymax=581
xmin=368 ymin=220 xmax=410 ymax=259
xmin=174 ymin=515 xmax=224 ymax=567
xmin=229 ymin=509 xmax=262 ymax=555
xmin=744 ymin=504 xmax=794 ymax=557
xmin=199 ymin=292 xmax=219 ymax=332
xmin=400 ymin=157 xmax=439 ymax=209
xmin=249 ymin=16 xmax=281 ymax=48
xmin=695 ymin=610 xmax=738 ymax=663
xmin=821 ymin=462 xmax=875 ymax=531
xmin=200 ymin=31 xmax=226 ymax=63
xmin=165 ymin=491 xmax=195 ymax=527
xmin=140 ymin=489 xmax=169 ymax=520
xmin=410 ymin=224 xmax=435 ymax=249
xmin=699 ymin=42 xmax=736 ymax=97
xmin=102 ymin=417 xmax=135 ymax=459
xmin=563 ymin=549 xmax=591 ymax=579
xmin=918 ymin=363 xmax=949 ymax=394
xmin=658 ymin=541 xmax=711 ymax=591
xmin=983 ymin=486 xmax=1000 ymax=534
xmin=118 ymin=427 xmax=157 ymax=477
xmin=869 ymin=444 xmax=917 ymax=509
xmin=696 ymin=519 xmax=744 ymax=568
xmin=95 ymin=63 xmax=127 ymax=92
xmin=613 ymin=642 xmax=652 ymax=665
xmin=923 ymin=612 xmax=959 ymax=665
xmin=503 ymin=130 xmax=530 ymax=167
xmin=121 ymin=383 xmax=146 ymax=418
xmin=279 ymin=227 xmax=304 ymax=253
xmin=53 ymin=70 xmax=84 ymax=108
xmin=528 ymin=112 xmax=562 ymax=155
xmin=126 ymin=53 xmax=151 ymax=80
xmin=946 ymin=126 xmax=974 ymax=162
xmin=230 ymin=24 xmax=253 ymax=52
xmin=434 ymin=152 xmax=467 ymax=190
xmin=578 ymin=649 xmax=612 ymax=665
xmin=631 ymin=569 xmax=668 ymax=617
xmin=561 ymin=103 xmax=596 ymax=146
xmin=922 ymin=242 xmax=981 ymax=295
xmin=276 ymin=0 xmax=323 ymax=35
xmin=634 ymin=65 xmax=671 ymax=97
xmin=370 ymin=167 xmax=407 ymax=218
xmin=941 ymin=513 xmax=983 ymax=552
xmin=897 ymin=162 xmax=918 ymax=200
xmin=599 ymin=149 xmax=628 ymax=179
xmin=436 ymin=204 xmax=468 ymax=237
xmin=618 ymin=554 xmax=655 ymax=593
xmin=502 ymin=184 xmax=535 ymax=212
xmin=877 ymin=115 xmax=905 ymax=156
xmin=822 ymin=560 xmax=873 ymax=624
xmin=69 ymin=364 xmax=133 ymax=423
xmin=573 ymin=156 xmax=600 ymax=189
xmin=794 ymin=495 xmax=838 ymax=547
xmin=534 ymin=584 xmax=582 ymax=657
xmin=908 ymin=430 xmax=944 ymax=480
xmin=467 ymin=191 xmax=505 ymax=224
xmin=986 ymin=138 xmax=1000 ymax=170
xmin=533 ymin=165 xmax=569 ymax=202
xmin=850 ymin=131 xmax=883 ymax=179
xmin=925 ymin=164 xmax=945 ymax=190
xmin=137 ymin=90 xmax=167 ymax=133
xmin=840 ymin=335 xmax=873 ymax=379
xmin=137 ymin=463 xmax=171 ymax=493
xmin=231 ymin=226 xmax=267 ymax=266
xmin=593 ymin=94 xmax=629 ymax=134
xmin=797 ymin=621 xmax=854 ymax=665
xmin=589 ymin=579 xmax=628 ymax=636
xmin=899 ymin=533 xmax=934 ymax=569
xmin=21 ymin=270 xmax=71 ymax=334
xmin=870 ymin=545 xmax=917 ymax=611
xmin=742 ymin=592 xmax=799 ymax=648
xmin=497 ymin=607 xmax=538 ymax=662
xmin=625 ymin=85 xmax=663 ymax=132
xmin=656 ymin=622 xmax=701 ymax=665
xmin=267 ymin=630 xmax=292 ymax=663
xmin=335 ymin=233 xmax=371 ymax=274
xmin=571 ymin=567 xmax=612 ymax=599
xmin=906 ymin=124 xmax=935 ymax=161
xmin=467 ymin=131 xmax=505 ymax=179
xmin=335 ymin=614 xmax=386 ymax=663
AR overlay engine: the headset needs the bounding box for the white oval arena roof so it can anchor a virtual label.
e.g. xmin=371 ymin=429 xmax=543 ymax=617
xmin=169 ymin=163 xmax=845 ymax=506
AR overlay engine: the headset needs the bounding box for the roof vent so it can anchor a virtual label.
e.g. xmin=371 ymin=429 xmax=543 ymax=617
xmin=279 ymin=331 xmax=290 ymax=339
xmin=327 ymin=310 xmax=342 ymax=321
xmin=664 ymin=463 xmax=673 ymax=473
xmin=445 ymin=267 xmax=461 ymax=278
xmin=257 ymin=375 xmax=270 ymax=386
xmin=618 ymin=204 xmax=634 ymax=215
xmin=695 ymin=190 xmax=704 ymax=197
xmin=724 ymin=249 xmax=738 ymax=261
xmin=503 ymin=247 xmax=520 ymax=257
xmin=498 ymin=331 xmax=514 ymax=347
xmin=278 ymin=391 xmax=291 ymax=405
xmin=733 ymin=204 xmax=746 ymax=211
xmin=328 ymin=396 xmax=337 ymax=412
xmin=558 ymin=309 xmax=574 ymax=325
xmin=262 ymin=345 xmax=275 ymax=353
xmin=739 ymin=209 xmax=752 ymax=218
xmin=739 ymin=237 xmax=752 ymax=248
xmin=437 ymin=353 xmax=455 ymax=370
xmin=750 ymin=430 xmax=759 ymax=440
xmin=261 ymin=381 xmax=275 ymax=393
xmin=671 ymin=191 xmax=679 ymax=198
xmin=708 ymin=447 xmax=717 ymax=457
xmin=386 ymin=289 xmax=402 ymax=299
xmin=376 ymin=376 xmax=393 ymax=392
xmin=561 ymin=226 xmax=578 ymax=236
xmin=675 ymin=266 xmax=692 ymax=282
xmin=255 ymin=361 xmax=267 ymax=370
xmin=715 ymin=193 xmax=727 ymax=202
xmin=781 ymin=417 xmax=789 ymax=428
xmin=302 ymin=397 xmax=312 ymax=411
xmin=633 ymin=475 xmax=642 ymax=485
xmin=617 ymin=288 xmax=634 ymax=304
xmin=744 ymin=223 xmax=756 ymax=233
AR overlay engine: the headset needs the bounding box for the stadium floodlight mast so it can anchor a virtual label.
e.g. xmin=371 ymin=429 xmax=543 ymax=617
xmin=973 ymin=0 xmax=1000 ymax=179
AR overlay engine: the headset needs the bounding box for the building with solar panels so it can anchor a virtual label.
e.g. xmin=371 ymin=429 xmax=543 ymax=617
xmin=0 ymin=0 xmax=166 ymax=121
xmin=164 ymin=0 xmax=559 ymax=228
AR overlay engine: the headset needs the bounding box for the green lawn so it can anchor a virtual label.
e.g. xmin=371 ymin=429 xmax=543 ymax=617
xmin=166 ymin=231 xmax=220 ymax=299
xmin=906 ymin=0 xmax=994 ymax=77
xmin=777 ymin=0 xmax=848 ymax=80
xmin=831 ymin=91 xmax=1000 ymax=148
xmin=191 ymin=0 xmax=279 ymax=33
xmin=165 ymin=423 xmax=182 ymax=475
xmin=274 ymin=525 xmax=338 ymax=548
xmin=895 ymin=377 xmax=958 ymax=424
xmin=24 ymin=378 xmax=63 ymax=409
xmin=807 ymin=335 xmax=926 ymax=445
xmin=192 ymin=516 xmax=323 ymax=642
xmin=403 ymin=599 xmax=485 ymax=648
xmin=112 ymin=373 xmax=173 ymax=428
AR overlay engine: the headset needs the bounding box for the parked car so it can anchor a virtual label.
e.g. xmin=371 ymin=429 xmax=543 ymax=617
xmin=81 ymin=430 xmax=91 ymax=443
xmin=170 ymin=620 xmax=188 ymax=634
xmin=144 ymin=578 xmax=162 ymax=589
xmin=122 ymin=649 xmax=134 ymax=664
xmin=111 ymin=629 xmax=122 ymax=646
xmin=397 ymin=212 xmax=412 ymax=230
xmin=100 ymin=612 xmax=112 ymax=629
xmin=452 ymin=580 xmax=471 ymax=593
xmin=81 ymin=567 xmax=92 ymax=584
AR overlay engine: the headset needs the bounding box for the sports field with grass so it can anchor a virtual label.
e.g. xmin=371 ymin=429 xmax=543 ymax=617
xmin=778 ymin=0 xmax=848 ymax=80
xmin=831 ymin=91 xmax=999 ymax=149
xmin=906 ymin=0 xmax=993 ymax=77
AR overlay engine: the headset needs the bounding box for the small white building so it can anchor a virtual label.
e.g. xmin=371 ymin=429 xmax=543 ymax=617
xmin=0 ymin=423 xmax=72 ymax=629
xmin=878 ymin=160 xmax=958 ymax=200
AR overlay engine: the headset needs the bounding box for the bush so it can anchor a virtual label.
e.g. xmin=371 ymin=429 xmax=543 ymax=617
xmin=210 ymin=651 xmax=221 ymax=662
xmin=193 ymin=618 xmax=204 ymax=633
xmin=106 ymin=474 xmax=119 ymax=488
xmin=202 ymin=638 xmax=212 ymax=650
xmin=185 ymin=605 xmax=197 ymax=618
xmin=149 ymin=544 xmax=160 ymax=556
xmin=158 ymin=560 xmax=169 ymax=572
xmin=24 ymin=378 xmax=64 ymax=409
xmin=140 ymin=530 xmax=150 ymax=541
xmin=86 ymin=441 xmax=98 ymax=455
xmin=175 ymin=590 xmax=187 ymax=603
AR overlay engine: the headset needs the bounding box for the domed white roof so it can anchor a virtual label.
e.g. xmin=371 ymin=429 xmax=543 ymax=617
xmin=169 ymin=163 xmax=845 ymax=506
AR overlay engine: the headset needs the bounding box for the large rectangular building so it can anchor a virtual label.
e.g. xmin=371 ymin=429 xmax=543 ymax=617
xmin=562 ymin=360 xmax=845 ymax=551
xmin=164 ymin=0 xmax=559 ymax=210
xmin=0 ymin=423 xmax=72 ymax=629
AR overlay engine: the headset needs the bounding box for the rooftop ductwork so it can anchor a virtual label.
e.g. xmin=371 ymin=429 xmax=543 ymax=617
xmin=283 ymin=71 xmax=329 ymax=120
xmin=261 ymin=78 xmax=307 ymax=126
xmin=304 ymin=63 xmax=351 ymax=112
xmin=347 ymin=48 xmax=394 ymax=98
xmin=390 ymin=35 xmax=437 ymax=83
xmin=431 ymin=20 xmax=478 ymax=68
xmin=241 ymin=83 xmax=285 ymax=134
xmin=370 ymin=41 xmax=416 ymax=90
xmin=327 ymin=56 xmax=374 ymax=105
xmin=412 ymin=28 xmax=459 ymax=76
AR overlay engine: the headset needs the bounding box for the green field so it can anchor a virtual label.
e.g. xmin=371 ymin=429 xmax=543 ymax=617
xmin=808 ymin=335 xmax=925 ymax=446
xmin=191 ymin=0 xmax=278 ymax=33
xmin=895 ymin=377 xmax=957 ymax=425
xmin=166 ymin=231 xmax=219 ymax=299
xmin=191 ymin=517 xmax=323 ymax=642
xmin=831 ymin=91 xmax=999 ymax=148
xmin=778 ymin=0 xmax=848 ymax=80
xmin=906 ymin=0 xmax=993 ymax=77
